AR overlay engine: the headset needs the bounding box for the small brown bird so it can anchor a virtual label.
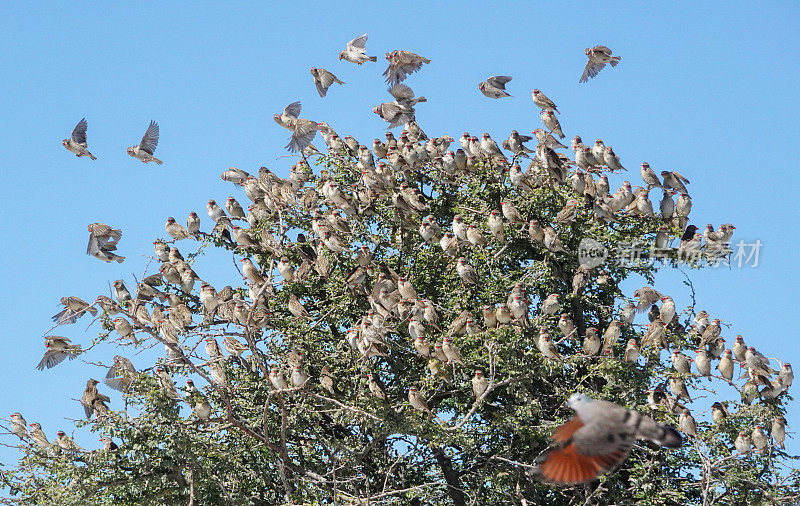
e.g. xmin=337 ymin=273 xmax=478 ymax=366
xmin=408 ymin=386 xmax=432 ymax=414
xmin=339 ymin=34 xmax=377 ymax=65
xmin=127 ymin=120 xmax=162 ymax=164
xmin=87 ymin=223 xmax=125 ymax=263
xmin=80 ymin=379 xmax=110 ymax=419
xmin=274 ymin=101 xmax=301 ymax=130
xmin=310 ymin=67 xmax=345 ymax=98
xmin=472 ymin=370 xmax=488 ymax=399
xmin=165 ymin=217 xmax=190 ymax=241
xmin=105 ymin=355 xmax=137 ymax=392
xmin=478 ymin=76 xmax=512 ymax=99
xmin=62 ymin=118 xmax=97 ymax=160
xmin=52 ymin=296 xmax=97 ymax=325
xmin=37 ymin=336 xmax=81 ymax=370
xmin=531 ymin=89 xmax=558 ymax=113
xmin=383 ymin=50 xmax=430 ymax=85
xmin=579 ymin=45 xmax=621 ymax=83
xmin=286 ymin=118 xmax=320 ymax=153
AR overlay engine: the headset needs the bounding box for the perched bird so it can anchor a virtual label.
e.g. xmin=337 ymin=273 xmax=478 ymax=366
xmin=472 ymin=370 xmax=489 ymax=399
xmin=29 ymin=422 xmax=50 ymax=448
xmin=80 ymin=379 xmax=110 ymax=419
xmin=383 ymin=50 xmax=430 ymax=85
xmin=339 ymin=34 xmax=377 ymax=64
xmin=579 ymin=45 xmax=621 ymax=83
xmin=679 ymin=409 xmax=697 ymax=437
xmin=274 ymin=101 xmax=301 ymax=130
xmin=772 ymin=416 xmax=786 ymax=449
xmin=623 ymin=339 xmax=640 ymax=363
xmin=541 ymin=109 xmax=564 ymax=139
xmin=531 ymin=89 xmax=558 ymax=113
xmin=310 ymin=67 xmax=345 ymax=98
xmin=478 ymin=76 xmax=512 ymax=98
xmin=62 ymin=118 xmax=97 ymax=160
xmin=87 ymin=223 xmax=125 ymax=263
xmin=165 ymin=217 xmax=190 ymax=241
xmin=10 ymin=413 xmax=28 ymax=440
xmin=127 ymin=120 xmax=162 ymax=164
xmin=734 ymin=431 xmax=752 ymax=454
xmin=408 ymin=386 xmax=432 ymax=414
xmin=538 ymin=394 xmax=681 ymax=484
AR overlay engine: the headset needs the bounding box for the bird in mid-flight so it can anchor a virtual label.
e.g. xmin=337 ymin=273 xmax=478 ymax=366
xmin=127 ymin=120 xmax=162 ymax=164
xmin=580 ymin=45 xmax=621 ymax=83
xmin=537 ymin=394 xmax=681 ymax=484
xmin=62 ymin=118 xmax=97 ymax=160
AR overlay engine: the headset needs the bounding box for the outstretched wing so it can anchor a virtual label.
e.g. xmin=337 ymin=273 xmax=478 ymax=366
xmin=287 ymin=120 xmax=319 ymax=153
xmin=139 ymin=121 xmax=159 ymax=154
xmin=538 ymin=415 xmax=632 ymax=484
xmin=347 ymin=34 xmax=368 ymax=50
xmin=283 ymin=101 xmax=301 ymax=118
xmin=71 ymin=118 xmax=88 ymax=145
xmin=487 ymin=76 xmax=512 ymax=89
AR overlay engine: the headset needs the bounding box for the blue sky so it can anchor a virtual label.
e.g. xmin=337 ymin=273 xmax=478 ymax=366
xmin=2 ymin=1 xmax=799 ymax=461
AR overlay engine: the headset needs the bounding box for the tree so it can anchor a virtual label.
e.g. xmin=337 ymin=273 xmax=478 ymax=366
xmin=2 ymin=117 xmax=797 ymax=505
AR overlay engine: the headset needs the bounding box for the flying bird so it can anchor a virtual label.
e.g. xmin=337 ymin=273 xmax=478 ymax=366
xmin=383 ymin=50 xmax=430 ymax=85
xmin=286 ymin=118 xmax=320 ymax=153
xmin=373 ymin=84 xmax=426 ymax=129
xmin=87 ymin=223 xmax=125 ymax=263
xmin=310 ymin=67 xmax=345 ymax=98
xmin=62 ymin=118 xmax=97 ymax=160
xmin=538 ymin=393 xmax=681 ymax=484
xmin=127 ymin=120 xmax=162 ymax=164
xmin=478 ymin=76 xmax=512 ymax=99
xmin=580 ymin=45 xmax=621 ymax=83
xmin=339 ymin=34 xmax=377 ymax=65
xmin=274 ymin=101 xmax=301 ymax=130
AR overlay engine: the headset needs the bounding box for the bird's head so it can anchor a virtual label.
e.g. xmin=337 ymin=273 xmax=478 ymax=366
xmin=567 ymin=393 xmax=592 ymax=409
xmin=338 ymin=51 xmax=345 ymax=60
xmin=126 ymin=147 xmax=135 ymax=156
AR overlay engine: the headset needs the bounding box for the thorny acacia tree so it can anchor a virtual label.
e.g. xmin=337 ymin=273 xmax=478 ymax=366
xmin=1 ymin=107 xmax=798 ymax=505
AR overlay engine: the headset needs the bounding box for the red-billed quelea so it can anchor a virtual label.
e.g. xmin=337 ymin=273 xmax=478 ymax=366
xmin=472 ymin=370 xmax=488 ymax=399
xmin=408 ymin=386 xmax=432 ymax=414
xmin=127 ymin=120 xmax=162 ymax=164
xmin=772 ymin=416 xmax=786 ymax=449
xmin=274 ymin=101 xmax=301 ymax=130
xmin=165 ymin=217 xmax=190 ymax=241
xmin=63 ymin=118 xmax=97 ymax=160
xmin=37 ymin=336 xmax=81 ymax=370
xmin=383 ymin=50 xmax=430 ymax=85
xmin=286 ymin=118 xmax=320 ymax=153
xmin=52 ymin=296 xmax=97 ymax=326
xmin=86 ymin=223 xmax=125 ymax=263
xmin=10 ymin=413 xmax=27 ymax=440
xmin=310 ymin=67 xmax=344 ymax=98
xmin=579 ymin=45 xmax=621 ymax=83
xmin=105 ymin=355 xmax=136 ymax=392
xmin=531 ymin=89 xmax=558 ymax=113
xmin=339 ymin=34 xmax=377 ymax=65
xmin=623 ymin=339 xmax=640 ymax=363
xmin=29 ymin=422 xmax=49 ymax=448
xmin=478 ymin=76 xmax=512 ymax=99
xmin=679 ymin=409 xmax=697 ymax=438
xmin=538 ymin=393 xmax=681 ymax=484
xmin=734 ymin=431 xmax=751 ymax=454
xmin=541 ymin=109 xmax=564 ymax=139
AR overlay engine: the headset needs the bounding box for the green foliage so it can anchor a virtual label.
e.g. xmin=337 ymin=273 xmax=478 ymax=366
xmin=3 ymin=150 xmax=798 ymax=505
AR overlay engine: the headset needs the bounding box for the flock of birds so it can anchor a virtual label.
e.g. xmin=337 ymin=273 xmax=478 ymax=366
xmin=9 ymin=35 xmax=790 ymax=486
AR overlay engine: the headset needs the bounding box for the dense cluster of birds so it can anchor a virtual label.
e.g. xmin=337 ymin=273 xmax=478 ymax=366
xmin=11 ymin=35 xmax=789 ymax=487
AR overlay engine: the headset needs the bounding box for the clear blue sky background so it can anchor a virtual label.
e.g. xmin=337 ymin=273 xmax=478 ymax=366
xmin=2 ymin=1 xmax=799 ymax=462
